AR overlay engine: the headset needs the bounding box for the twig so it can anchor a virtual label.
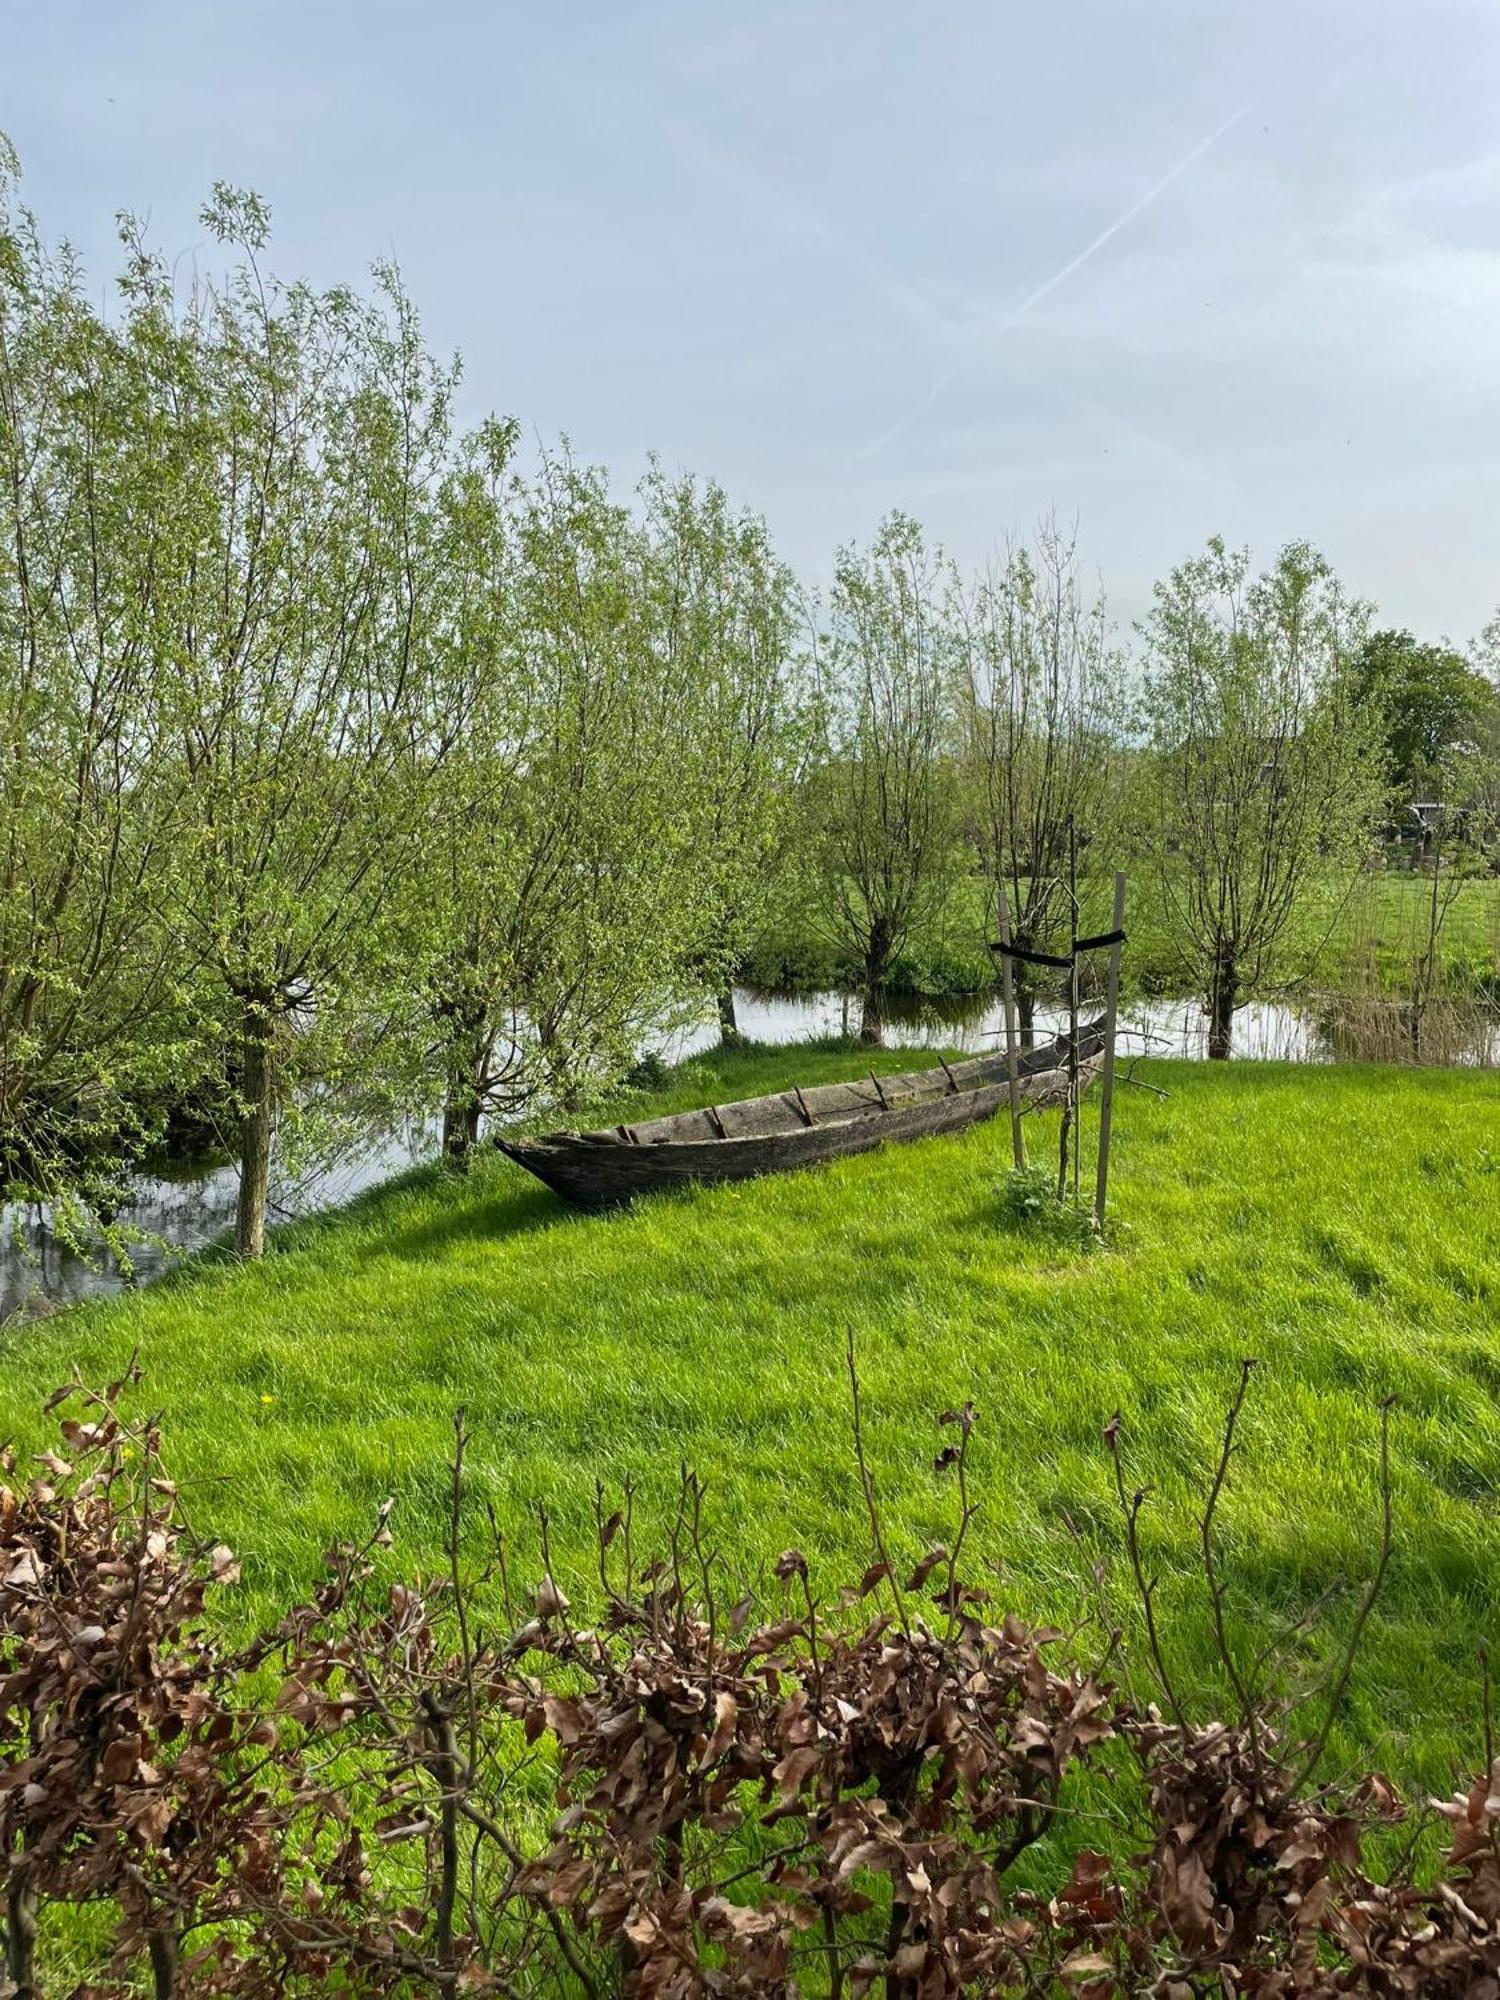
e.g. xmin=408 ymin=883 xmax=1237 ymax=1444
xmin=459 ymin=1798 xmax=600 ymax=1999
xmin=940 ymin=1402 xmax=979 ymax=1638
xmin=1293 ymin=1395 xmax=1396 ymax=1791
xmin=1105 ymin=1412 xmax=1185 ymax=1727
xmin=1200 ymin=1361 xmax=1262 ymax=1770
xmin=1118 ymin=1054 xmax=1170 ymax=1101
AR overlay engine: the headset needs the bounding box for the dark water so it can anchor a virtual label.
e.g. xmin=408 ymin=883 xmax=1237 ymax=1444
xmin=4 ymin=984 xmax=1495 ymax=1320
xmin=1 ymin=1121 xmax=438 ymax=1324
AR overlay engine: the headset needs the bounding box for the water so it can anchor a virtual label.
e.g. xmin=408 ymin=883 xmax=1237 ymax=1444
xmin=1 ymin=1120 xmax=436 ymax=1325
xmin=684 ymin=990 xmax=1327 ymax=1063
xmin=4 ymin=984 xmax=1494 ymax=1319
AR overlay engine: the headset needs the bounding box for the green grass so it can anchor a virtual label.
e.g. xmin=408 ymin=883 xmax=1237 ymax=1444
xmin=4 ymin=1044 xmax=1499 ymax=1791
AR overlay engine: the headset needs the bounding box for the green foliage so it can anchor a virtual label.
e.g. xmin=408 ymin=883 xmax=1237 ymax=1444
xmin=0 ymin=149 xmax=818 ymax=1224
xmin=619 ymin=1048 xmax=671 ymax=1092
xmin=954 ymin=521 xmax=1127 ymax=1027
xmin=995 ymin=1162 xmax=1098 ymax=1249
xmin=2 ymin=132 xmax=1497 ymax=1253
xmin=815 ymin=513 xmax=962 ymax=1042
xmin=746 ymin=866 xmax=1500 ymax=1009
xmin=1140 ymin=538 xmax=1386 ymax=1054
xmin=415 ymin=444 xmax=719 ymax=1161
xmin=1349 ymin=626 xmax=1499 ymax=802
xmin=0 ymin=154 xmax=210 ymax=1216
xmin=152 ymin=199 xmax=466 ymax=1252
xmin=638 ymin=458 xmax=814 ymax=1010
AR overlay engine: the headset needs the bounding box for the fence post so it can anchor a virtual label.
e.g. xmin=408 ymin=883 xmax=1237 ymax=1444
xmin=996 ymin=883 xmax=1025 ymax=1170
xmin=1093 ymin=871 xmax=1128 ymax=1232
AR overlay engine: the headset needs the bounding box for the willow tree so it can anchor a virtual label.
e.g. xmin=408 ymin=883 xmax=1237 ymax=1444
xmin=0 ymin=146 xmax=204 ymax=1220
xmin=1142 ymin=538 xmax=1381 ymax=1057
xmin=817 ymin=514 xmax=958 ymax=1045
xmin=421 ymin=449 xmax=712 ymax=1168
xmin=639 ymin=461 xmax=808 ymax=1044
xmin=954 ymin=523 xmax=1124 ymax=1043
xmin=154 ymin=190 xmax=459 ymax=1255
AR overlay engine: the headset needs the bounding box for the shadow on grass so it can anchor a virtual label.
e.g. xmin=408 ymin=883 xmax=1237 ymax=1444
xmin=134 ymin=1156 xmax=581 ymax=1301
xmin=278 ymin=1151 xmax=594 ymax=1266
xmin=360 ymin=1175 xmax=584 ymax=1266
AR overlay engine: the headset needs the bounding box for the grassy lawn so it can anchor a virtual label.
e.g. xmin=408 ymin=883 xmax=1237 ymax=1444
xmin=3 ymin=1045 xmax=1499 ymax=1792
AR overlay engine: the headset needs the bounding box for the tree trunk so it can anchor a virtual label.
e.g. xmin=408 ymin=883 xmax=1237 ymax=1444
xmin=1207 ymin=954 xmax=1238 ymax=1061
xmin=5 ymin=1872 xmax=39 ymax=2000
xmin=442 ymin=1090 xmax=482 ymax=1171
xmin=716 ymin=988 xmax=740 ymax=1046
xmin=235 ymin=993 xmax=275 ymax=1259
xmin=1016 ymin=983 xmax=1036 ymax=1051
xmin=149 ymin=1928 xmax=179 ymax=2000
xmin=440 ymin=976 xmax=500 ymax=1168
xmin=859 ymin=990 xmax=886 ymax=1046
xmin=860 ymin=923 xmax=891 ymax=1047
xmin=441 ymin=1001 xmax=489 ymax=1172
xmin=1010 ymin=930 xmax=1038 ymax=1049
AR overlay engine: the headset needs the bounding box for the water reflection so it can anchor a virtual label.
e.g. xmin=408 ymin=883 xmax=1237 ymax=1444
xmin=671 ymin=990 xmax=1330 ymax=1064
xmin=2 ymin=1120 xmax=436 ymax=1325
xmin=5 ymin=984 xmax=1496 ymax=1319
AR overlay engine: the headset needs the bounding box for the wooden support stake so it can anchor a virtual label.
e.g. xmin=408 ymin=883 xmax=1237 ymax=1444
xmin=869 ymin=1070 xmax=890 ymax=1110
xmin=935 ymin=1052 xmax=960 ymax=1095
xmin=707 ymin=1105 xmax=727 ymax=1139
xmin=1093 ymin=871 xmax=1128 ymax=1233
xmin=1060 ymin=820 xmax=1080 ymax=1205
xmin=792 ymin=1085 xmax=815 ymax=1127
xmin=996 ymin=884 xmax=1025 ymax=1170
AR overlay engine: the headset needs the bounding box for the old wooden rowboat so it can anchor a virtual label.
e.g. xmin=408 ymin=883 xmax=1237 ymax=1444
xmin=495 ymin=1023 xmax=1105 ymax=1208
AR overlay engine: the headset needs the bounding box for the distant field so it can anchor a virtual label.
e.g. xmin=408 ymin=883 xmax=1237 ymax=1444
xmin=745 ymin=867 xmax=1500 ymax=999
xmin=4 ymin=1045 xmax=1498 ymax=1794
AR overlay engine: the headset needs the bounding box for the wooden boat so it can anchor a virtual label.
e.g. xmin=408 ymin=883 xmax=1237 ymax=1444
xmin=495 ymin=1024 xmax=1105 ymax=1208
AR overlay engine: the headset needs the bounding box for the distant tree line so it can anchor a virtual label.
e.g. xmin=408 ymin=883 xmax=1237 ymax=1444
xmin=2 ymin=156 xmax=1498 ymax=1249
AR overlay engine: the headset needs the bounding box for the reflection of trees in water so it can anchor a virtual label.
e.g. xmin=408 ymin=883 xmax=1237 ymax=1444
xmin=2 ymin=1119 xmax=436 ymax=1323
xmin=1 ymin=1170 xmax=238 ymax=1322
xmin=725 ymin=986 xmax=1327 ymax=1062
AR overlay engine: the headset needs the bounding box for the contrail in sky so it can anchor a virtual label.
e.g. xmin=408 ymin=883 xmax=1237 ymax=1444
xmin=992 ymin=101 xmax=1248 ymax=326
xmin=859 ymin=102 xmax=1253 ymax=459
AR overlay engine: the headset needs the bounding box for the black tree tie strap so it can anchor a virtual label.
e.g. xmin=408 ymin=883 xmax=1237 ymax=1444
xmin=987 ymin=940 xmax=1072 ymax=969
xmin=989 ymin=930 xmax=1127 ymax=966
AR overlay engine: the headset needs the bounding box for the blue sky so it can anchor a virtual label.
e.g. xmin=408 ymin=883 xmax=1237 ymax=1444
xmin=7 ymin=0 xmax=1499 ymax=639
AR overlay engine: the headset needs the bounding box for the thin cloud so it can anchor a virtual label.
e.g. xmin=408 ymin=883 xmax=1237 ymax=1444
xmin=858 ymin=103 xmax=1253 ymax=459
xmin=997 ymin=104 xmax=1252 ymax=330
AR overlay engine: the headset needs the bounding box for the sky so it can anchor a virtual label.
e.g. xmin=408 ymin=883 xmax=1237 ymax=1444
xmin=6 ymin=0 xmax=1499 ymax=642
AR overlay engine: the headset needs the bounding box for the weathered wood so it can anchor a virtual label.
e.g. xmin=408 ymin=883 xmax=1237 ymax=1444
xmin=1093 ymin=872 xmax=1128 ymax=1232
xmin=497 ymin=1026 xmax=1104 ymax=1209
xmin=936 ymin=1052 xmax=960 ymax=1095
xmin=869 ymin=1069 xmax=890 ymax=1110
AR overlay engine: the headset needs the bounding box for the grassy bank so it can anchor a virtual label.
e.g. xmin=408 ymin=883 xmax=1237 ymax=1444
xmin=3 ymin=1045 xmax=1499 ymax=1791
xmin=745 ymin=867 xmax=1500 ymax=1000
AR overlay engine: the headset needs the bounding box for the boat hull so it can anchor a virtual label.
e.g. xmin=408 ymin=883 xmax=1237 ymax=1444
xmin=496 ymin=1028 xmax=1102 ymax=1209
